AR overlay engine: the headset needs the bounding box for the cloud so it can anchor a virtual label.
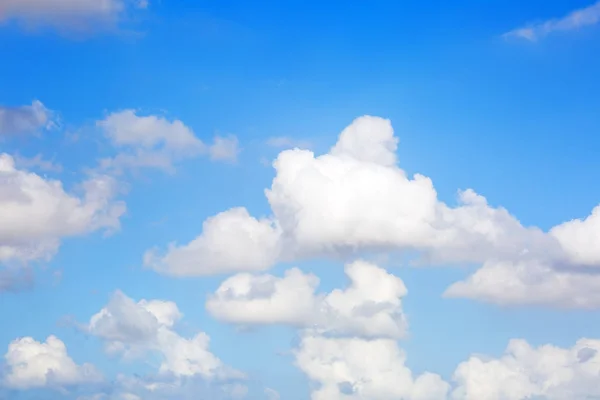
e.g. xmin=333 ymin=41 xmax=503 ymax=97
xmin=550 ymin=205 xmax=600 ymax=266
xmin=0 ymin=0 xmax=147 ymax=32
xmin=451 ymin=338 xmax=600 ymax=400
xmin=206 ymin=260 xmax=408 ymax=339
xmin=446 ymin=206 xmax=600 ymax=308
xmin=144 ymin=208 xmax=281 ymax=277
xmin=13 ymin=153 xmax=63 ymax=173
xmin=80 ymin=374 xmax=248 ymax=400
xmin=97 ymin=110 xmax=205 ymax=174
xmin=2 ymin=335 xmax=102 ymax=390
xmin=265 ymin=139 xmax=554 ymax=266
xmin=147 ymin=115 xmax=600 ymax=308
xmin=503 ymin=1 xmax=600 ymax=41
xmin=0 ymin=101 xmax=54 ymax=136
xmin=209 ymin=135 xmax=240 ymax=163
xmin=86 ymin=291 xmax=243 ymax=380
xmin=444 ymin=259 xmax=600 ymax=309
xmin=295 ymin=334 xmax=600 ymax=400
xmin=0 ymin=153 xmax=125 ymax=266
xmin=97 ymin=110 xmax=241 ymax=174
xmin=295 ymin=335 xmax=450 ymax=400
xmin=80 ymin=291 xmax=248 ymax=399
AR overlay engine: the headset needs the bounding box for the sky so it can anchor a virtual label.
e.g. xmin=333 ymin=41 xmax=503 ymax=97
xmin=1 ymin=0 xmax=600 ymax=399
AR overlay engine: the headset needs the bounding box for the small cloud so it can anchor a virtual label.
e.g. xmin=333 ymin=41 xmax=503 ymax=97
xmin=209 ymin=135 xmax=241 ymax=163
xmin=0 ymin=100 xmax=54 ymax=136
xmin=96 ymin=110 xmax=240 ymax=174
xmin=503 ymin=1 xmax=600 ymax=41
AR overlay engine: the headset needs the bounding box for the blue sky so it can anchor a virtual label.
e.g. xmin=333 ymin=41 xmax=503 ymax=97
xmin=1 ymin=1 xmax=600 ymax=399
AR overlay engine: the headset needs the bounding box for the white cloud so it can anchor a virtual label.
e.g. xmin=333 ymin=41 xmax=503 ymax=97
xmin=295 ymin=335 xmax=600 ymax=400
xmin=99 ymin=110 xmax=202 ymax=152
xmin=328 ymin=115 xmax=398 ymax=166
xmin=445 ymin=206 xmax=600 ymax=308
xmin=0 ymin=101 xmax=54 ymax=136
xmin=550 ymin=205 xmax=600 ymax=266
xmin=295 ymin=335 xmax=450 ymax=400
xmin=265 ymin=127 xmax=555 ymax=266
xmin=0 ymin=153 xmax=125 ymax=265
xmin=2 ymin=335 xmax=102 ymax=390
xmin=209 ymin=135 xmax=240 ymax=163
xmin=0 ymin=0 xmax=145 ymax=31
xmin=97 ymin=110 xmax=241 ymax=173
xmin=451 ymin=338 xmax=600 ymax=400
xmin=206 ymin=260 xmax=408 ymax=339
xmin=97 ymin=110 xmax=204 ymax=174
xmin=144 ymin=207 xmax=281 ymax=277
xmin=278 ymin=264 xmax=600 ymax=400
xmin=503 ymin=1 xmax=600 ymax=41
xmin=444 ymin=259 xmax=600 ymax=309
xmin=149 ymin=114 xmax=600 ymax=308
xmin=87 ymin=290 xmax=181 ymax=352
xmin=87 ymin=291 xmax=242 ymax=380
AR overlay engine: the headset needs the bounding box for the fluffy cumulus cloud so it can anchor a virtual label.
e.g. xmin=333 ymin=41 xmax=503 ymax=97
xmin=451 ymin=338 xmax=600 ymax=400
xmin=0 ymin=153 xmax=125 ymax=266
xmin=0 ymin=101 xmax=54 ymax=136
xmin=503 ymin=1 xmax=600 ymax=41
xmin=295 ymin=335 xmax=450 ymax=400
xmin=97 ymin=110 xmax=240 ymax=174
xmin=0 ymin=0 xmax=147 ymax=32
xmin=444 ymin=259 xmax=600 ymax=309
xmin=144 ymin=207 xmax=281 ymax=276
xmin=206 ymin=260 xmax=408 ymax=339
xmin=295 ymin=335 xmax=600 ymax=400
xmin=2 ymin=335 xmax=102 ymax=390
xmin=447 ymin=205 xmax=600 ymax=308
xmin=148 ymin=115 xmax=600 ymax=308
xmin=206 ymin=258 xmax=442 ymax=400
xmin=550 ymin=205 xmax=600 ymax=266
xmin=79 ymin=291 xmax=247 ymax=400
xmin=86 ymin=291 xmax=242 ymax=381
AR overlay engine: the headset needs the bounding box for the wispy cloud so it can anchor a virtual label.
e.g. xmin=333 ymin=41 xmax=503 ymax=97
xmin=0 ymin=0 xmax=148 ymax=35
xmin=13 ymin=153 xmax=63 ymax=173
xmin=0 ymin=101 xmax=54 ymax=136
xmin=96 ymin=110 xmax=241 ymax=174
xmin=209 ymin=135 xmax=241 ymax=163
xmin=503 ymin=1 xmax=600 ymax=41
